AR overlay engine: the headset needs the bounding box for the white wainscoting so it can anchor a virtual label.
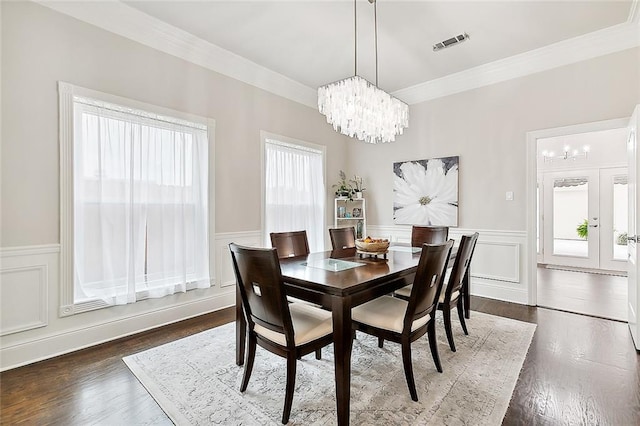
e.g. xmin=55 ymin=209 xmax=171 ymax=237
xmin=0 ymin=246 xmax=57 ymax=336
xmin=214 ymin=231 xmax=263 ymax=288
xmin=368 ymin=226 xmax=529 ymax=305
xmin=0 ymin=231 xmax=261 ymax=371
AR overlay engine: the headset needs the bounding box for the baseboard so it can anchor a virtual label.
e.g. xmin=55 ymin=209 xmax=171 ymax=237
xmin=471 ymin=278 xmax=528 ymax=305
xmin=541 ymin=264 xmax=627 ymax=277
xmin=0 ymin=291 xmax=234 ymax=372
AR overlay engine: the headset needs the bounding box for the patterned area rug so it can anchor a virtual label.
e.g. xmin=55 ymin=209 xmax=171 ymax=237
xmin=123 ymin=312 xmax=535 ymax=425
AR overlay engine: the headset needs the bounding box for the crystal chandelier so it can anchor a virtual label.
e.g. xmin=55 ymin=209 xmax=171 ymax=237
xmin=318 ymin=0 xmax=408 ymax=144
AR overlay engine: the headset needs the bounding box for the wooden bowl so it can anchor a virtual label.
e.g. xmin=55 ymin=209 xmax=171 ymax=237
xmin=355 ymin=239 xmax=390 ymax=253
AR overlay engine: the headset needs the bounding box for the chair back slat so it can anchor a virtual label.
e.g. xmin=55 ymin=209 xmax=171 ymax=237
xmin=329 ymin=227 xmax=356 ymax=250
xmin=229 ymin=243 xmax=294 ymax=345
xmin=270 ymin=231 xmax=310 ymax=259
xmin=405 ymin=240 xmax=454 ymax=327
xmin=411 ymin=226 xmax=449 ymax=247
xmin=443 ymin=233 xmax=479 ymax=302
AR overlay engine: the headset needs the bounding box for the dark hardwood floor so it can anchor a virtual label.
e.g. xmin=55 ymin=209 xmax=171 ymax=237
xmin=537 ymin=266 xmax=627 ymax=321
xmin=1 ymin=297 xmax=639 ymax=425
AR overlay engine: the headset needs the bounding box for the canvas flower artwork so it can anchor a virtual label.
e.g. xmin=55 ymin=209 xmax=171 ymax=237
xmin=393 ymin=156 xmax=459 ymax=226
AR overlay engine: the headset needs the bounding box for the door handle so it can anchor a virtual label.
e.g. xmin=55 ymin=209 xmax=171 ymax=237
xmin=588 ymin=224 xmax=598 ymax=228
xmin=629 ymin=235 xmax=639 ymax=243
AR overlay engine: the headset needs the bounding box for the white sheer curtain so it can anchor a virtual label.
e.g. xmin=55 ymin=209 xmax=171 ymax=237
xmin=73 ymin=99 xmax=210 ymax=305
xmin=264 ymin=139 xmax=325 ymax=252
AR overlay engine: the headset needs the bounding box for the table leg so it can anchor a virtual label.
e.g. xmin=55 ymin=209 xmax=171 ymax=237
xmin=332 ymin=296 xmax=353 ymax=426
xmin=463 ymin=271 xmax=470 ymax=319
xmin=236 ymin=286 xmax=246 ymax=366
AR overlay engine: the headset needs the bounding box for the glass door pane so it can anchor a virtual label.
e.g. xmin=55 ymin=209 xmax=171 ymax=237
xmin=537 ymin=182 xmax=540 ymax=254
xmin=613 ymin=175 xmax=628 ymax=261
xmin=552 ymin=177 xmax=589 ymax=257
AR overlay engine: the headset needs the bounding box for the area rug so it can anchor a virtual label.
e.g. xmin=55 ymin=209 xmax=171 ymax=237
xmin=123 ymin=312 xmax=536 ymax=425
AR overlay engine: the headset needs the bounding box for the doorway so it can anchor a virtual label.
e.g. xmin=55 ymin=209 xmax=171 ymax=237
xmin=538 ymin=166 xmax=628 ymax=272
xmin=527 ymin=120 xmax=630 ymax=321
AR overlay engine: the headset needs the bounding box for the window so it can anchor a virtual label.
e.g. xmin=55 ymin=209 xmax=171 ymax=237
xmin=262 ymin=134 xmax=325 ymax=252
xmin=59 ymin=82 xmax=213 ymax=315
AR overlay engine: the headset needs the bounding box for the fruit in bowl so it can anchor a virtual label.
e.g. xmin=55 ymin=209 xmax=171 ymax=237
xmin=355 ymin=236 xmax=390 ymax=253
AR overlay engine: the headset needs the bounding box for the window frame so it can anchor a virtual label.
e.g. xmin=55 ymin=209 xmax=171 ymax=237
xmin=58 ymin=81 xmax=215 ymax=317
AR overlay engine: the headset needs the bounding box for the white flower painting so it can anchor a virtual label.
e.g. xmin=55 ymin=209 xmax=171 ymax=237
xmin=393 ymin=156 xmax=459 ymax=226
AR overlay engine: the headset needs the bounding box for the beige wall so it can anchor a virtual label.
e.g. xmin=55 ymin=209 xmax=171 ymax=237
xmin=349 ymin=47 xmax=640 ymax=231
xmin=0 ymin=1 xmax=351 ymax=369
xmin=1 ymin=1 xmax=350 ymax=247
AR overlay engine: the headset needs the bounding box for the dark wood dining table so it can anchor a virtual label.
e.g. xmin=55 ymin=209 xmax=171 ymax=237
xmin=235 ymin=244 xmax=466 ymax=426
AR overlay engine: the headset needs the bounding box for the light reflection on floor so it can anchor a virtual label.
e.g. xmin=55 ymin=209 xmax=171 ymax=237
xmin=537 ymin=266 xmax=627 ymax=321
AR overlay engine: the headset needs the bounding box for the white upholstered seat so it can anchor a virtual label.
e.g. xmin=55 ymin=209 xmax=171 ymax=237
xmin=254 ymin=303 xmax=333 ymax=347
xmin=352 ymin=296 xmax=430 ymax=333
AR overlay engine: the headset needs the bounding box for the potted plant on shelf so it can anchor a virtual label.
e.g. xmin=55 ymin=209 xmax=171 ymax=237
xmin=333 ymin=170 xmax=354 ymax=201
xmin=351 ymin=175 xmax=365 ymax=199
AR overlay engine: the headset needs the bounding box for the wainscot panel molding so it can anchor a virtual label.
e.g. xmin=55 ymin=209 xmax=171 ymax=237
xmin=0 ymin=245 xmax=58 ymax=337
xmin=214 ymin=231 xmax=262 ymax=288
xmin=368 ymin=226 xmax=529 ymax=305
xmin=0 ymin=231 xmax=260 ymax=371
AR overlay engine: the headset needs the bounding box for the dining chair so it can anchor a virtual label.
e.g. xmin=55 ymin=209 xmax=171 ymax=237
xmin=329 ymin=246 xmax=357 ymax=259
xmin=270 ymin=230 xmax=310 ymax=259
xmin=411 ymin=225 xmax=449 ymax=246
xmin=438 ymin=232 xmax=479 ymax=352
xmin=394 ymin=226 xmax=450 ymax=299
xmin=229 ymin=243 xmax=334 ymax=424
xmin=329 ymin=227 xmax=356 ymax=250
xmin=351 ymin=240 xmax=454 ymax=402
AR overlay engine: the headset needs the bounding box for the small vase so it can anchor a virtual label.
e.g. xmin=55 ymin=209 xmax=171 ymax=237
xmin=355 ymin=191 xmax=363 ymax=199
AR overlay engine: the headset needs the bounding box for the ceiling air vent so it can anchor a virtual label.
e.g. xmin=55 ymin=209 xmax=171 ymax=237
xmin=433 ymin=33 xmax=470 ymax=52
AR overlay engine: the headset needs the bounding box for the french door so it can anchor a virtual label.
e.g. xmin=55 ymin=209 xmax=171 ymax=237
xmin=540 ymin=168 xmax=628 ymax=272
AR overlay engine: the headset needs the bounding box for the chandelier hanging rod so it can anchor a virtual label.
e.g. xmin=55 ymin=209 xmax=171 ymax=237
xmin=354 ymin=0 xmax=357 ymax=76
xmin=354 ymin=0 xmax=379 ymax=86
xmin=373 ymin=0 xmax=378 ymax=87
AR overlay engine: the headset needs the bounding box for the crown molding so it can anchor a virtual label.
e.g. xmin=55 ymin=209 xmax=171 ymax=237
xmin=37 ymin=0 xmax=639 ymax=108
xmin=36 ymin=0 xmax=318 ymax=108
xmin=393 ymin=20 xmax=640 ymax=105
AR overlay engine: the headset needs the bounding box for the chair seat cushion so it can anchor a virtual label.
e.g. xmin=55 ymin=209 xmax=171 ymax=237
xmin=352 ymin=295 xmax=430 ymax=333
xmin=254 ymin=303 xmax=332 ymax=347
xmin=394 ymin=285 xmax=412 ymax=299
xmin=441 ymin=290 xmax=460 ymax=304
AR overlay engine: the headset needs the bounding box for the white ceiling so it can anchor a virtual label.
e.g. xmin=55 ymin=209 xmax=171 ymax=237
xmin=40 ymin=0 xmax=639 ymax=106
xmin=122 ymin=0 xmax=633 ymax=93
